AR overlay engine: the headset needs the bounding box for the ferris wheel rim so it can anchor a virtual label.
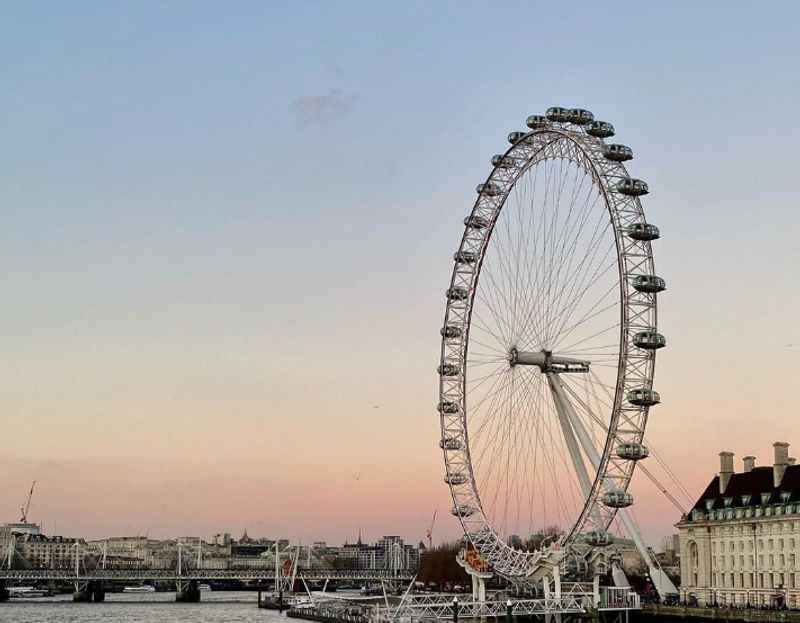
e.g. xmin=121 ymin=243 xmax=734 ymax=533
xmin=437 ymin=114 xmax=660 ymax=579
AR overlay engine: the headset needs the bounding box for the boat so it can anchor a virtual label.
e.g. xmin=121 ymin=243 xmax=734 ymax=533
xmin=9 ymin=587 xmax=50 ymax=598
xmin=123 ymin=585 xmax=156 ymax=593
xmin=198 ymin=584 xmax=212 ymax=592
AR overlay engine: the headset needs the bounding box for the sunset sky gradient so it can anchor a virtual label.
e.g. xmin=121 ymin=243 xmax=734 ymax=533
xmin=2 ymin=1 xmax=799 ymax=547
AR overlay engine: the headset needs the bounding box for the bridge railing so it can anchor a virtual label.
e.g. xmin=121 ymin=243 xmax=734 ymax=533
xmin=599 ymin=586 xmax=641 ymax=610
xmin=0 ymin=568 xmax=416 ymax=582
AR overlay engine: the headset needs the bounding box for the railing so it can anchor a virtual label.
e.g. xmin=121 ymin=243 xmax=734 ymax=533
xmin=0 ymin=568 xmax=415 ymax=582
xmin=599 ymin=586 xmax=641 ymax=610
xmin=680 ymin=587 xmax=800 ymax=609
xmin=376 ymin=595 xmax=586 ymax=621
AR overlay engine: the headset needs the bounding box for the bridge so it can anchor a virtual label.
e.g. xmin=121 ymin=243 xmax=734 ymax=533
xmin=0 ymin=568 xmax=414 ymax=582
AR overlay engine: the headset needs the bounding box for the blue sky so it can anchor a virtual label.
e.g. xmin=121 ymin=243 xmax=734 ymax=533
xmin=1 ymin=2 xmax=799 ymax=543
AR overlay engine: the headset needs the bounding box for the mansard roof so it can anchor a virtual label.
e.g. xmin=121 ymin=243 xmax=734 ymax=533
xmin=691 ymin=465 xmax=800 ymax=512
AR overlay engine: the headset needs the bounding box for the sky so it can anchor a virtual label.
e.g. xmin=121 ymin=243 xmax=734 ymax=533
xmin=1 ymin=2 xmax=799 ymax=548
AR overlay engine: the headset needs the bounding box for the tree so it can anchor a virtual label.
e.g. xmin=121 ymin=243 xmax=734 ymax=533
xmin=418 ymin=542 xmax=468 ymax=590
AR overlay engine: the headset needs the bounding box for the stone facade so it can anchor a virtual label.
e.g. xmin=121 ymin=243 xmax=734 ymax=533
xmin=677 ymin=442 xmax=800 ymax=607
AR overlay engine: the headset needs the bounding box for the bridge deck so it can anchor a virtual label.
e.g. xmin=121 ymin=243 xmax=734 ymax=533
xmin=0 ymin=569 xmax=414 ymax=582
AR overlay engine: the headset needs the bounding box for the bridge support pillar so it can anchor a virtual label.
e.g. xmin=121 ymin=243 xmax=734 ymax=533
xmin=92 ymin=581 xmax=106 ymax=602
xmin=73 ymin=587 xmax=92 ymax=602
xmin=176 ymin=579 xmax=201 ymax=603
xmin=74 ymin=580 xmax=106 ymax=602
xmin=0 ymin=581 xmax=8 ymax=602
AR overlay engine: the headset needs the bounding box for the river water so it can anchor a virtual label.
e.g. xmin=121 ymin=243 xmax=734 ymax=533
xmin=0 ymin=591 xmax=288 ymax=622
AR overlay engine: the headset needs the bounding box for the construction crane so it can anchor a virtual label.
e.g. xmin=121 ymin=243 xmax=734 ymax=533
xmin=19 ymin=481 xmax=36 ymax=523
xmin=425 ymin=510 xmax=437 ymax=549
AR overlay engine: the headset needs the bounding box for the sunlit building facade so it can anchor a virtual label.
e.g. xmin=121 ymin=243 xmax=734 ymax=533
xmin=678 ymin=442 xmax=800 ymax=607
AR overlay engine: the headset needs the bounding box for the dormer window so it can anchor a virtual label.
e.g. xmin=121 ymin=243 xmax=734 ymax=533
xmin=761 ymin=493 xmax=772 ymax=505
xmin=782 ymin=492 xmax=791 ymax=503
xmin=706 ymin=499 xmax=715 ymax=511
xmin=724 ymin=497 xmax=733 ymax=508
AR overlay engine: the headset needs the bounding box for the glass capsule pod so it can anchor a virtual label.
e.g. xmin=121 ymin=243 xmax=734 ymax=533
xmin=491 ymin=154 xmax=516 ymax=169
xmin=586 ymin=121 xmax=615 ymax=138
xmin=627 ymin=223 xmax=660 ymax=241
xmin=633 ymin=330 xmax=666 ymax=350
xmin=632 ymin=274 xmax=667 ymax=293
xmin=602 ymin=144 xmax=633 ymax=162
xmin=568 ymin=108 xmax=594 ymax=125
xmin=451 ymin=505 xmax=476 ymax=517
xmin=438 ymin=400 xmax=460 ymax=414
xmin=616 ymin=443 xmax=650 ymax=461
xmin=438 ymin=362 xmax=460 ymax=377
xmin=507 ymin=131 xmax=526 ymax=144
xmin=526 ymin=114 xmax=549 ymax=129
xmin=446 ymin=286 xmax=469 ymax=301
xmin=454 ymin=250 xmax=478 ymax=264
xmin=615 ymin=178 xmax=649 ymax=196
xmin=441 ymin=325 xmax=463 ymax=339
xmin=627 ymin=388 xmax=661 ymax=407
xmin=445 ymin=472 xmax=468 ymax=485
xmin=476 ymin=182 xmax=501 ymax=196
xmin=464 ymin=215 xmax=491 ymax=229
xmin=546 ymin=107 xmax=571 ymax=122
xmin=602 ymin=490 xmax=634 ymax=508
xmin=440 ymin=437 xmax=462 ymax=450
xmin=585 ymin=530 xmax=613 ymax=546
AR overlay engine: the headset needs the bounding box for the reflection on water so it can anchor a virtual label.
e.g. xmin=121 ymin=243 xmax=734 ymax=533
xmin=1 ymin=591 xmax=288 ymax=623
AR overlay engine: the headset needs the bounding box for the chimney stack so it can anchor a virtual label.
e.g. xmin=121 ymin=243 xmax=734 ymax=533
xmin=789 ymin=458 xmax=797 ymax=466
xmin=719 ymin=451 xmax=734 ymax=493
xmin=774 ymin=442 xmax=790 ymax=487
xmin=743 ymin=456 xmax=756 ymax=473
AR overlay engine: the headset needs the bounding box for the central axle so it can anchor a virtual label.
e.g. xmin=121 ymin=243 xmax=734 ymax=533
xmin=508 ymin=348 xmax=590 ymax=373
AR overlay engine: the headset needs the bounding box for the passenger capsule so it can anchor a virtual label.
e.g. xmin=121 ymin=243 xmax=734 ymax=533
xmin=441 ymin=325 xmax=463 ymax=339
xmin=445 ymin=472 xmax=468 ymax=486
xmin=491 ymin=154 xmax=516 ymax=169
xmin=633 ymin=330 xmax=666 ymax=350
xmin=508 ymin=131 xmax=526 ymax=144
xmin=602 ymin=490 xmax=634 ymax=509
xmin=616 ymin=443 xmax=650 ymax=461
xmin=545 ymin=107 xmax=570 ymax=122
xmin=632 ymin=274 xmax=667 ymax=293
xmin=438 ymin=363 xmax=460 ymax=377
xmin=438 ymin=400 xmax=460 ymax=414
xmin=476 ymin=182 xmax=501 ymax=197
xmin=451 ymin=505 xmax=476 ymax=517
xmin=464 ymin=215 xmax=491 ymax=229
xmin=627 ymin=388 xmax=660 ymax=407
xmin=446 ymin=286 xmax=469 ymax=301
xmin=585 ymin=531 xmax=613 ymax=547
xmin=567 ymin=108 xmax=594 ymax=125
xmin=440 ymin=437 xmax=462 ymax=450
xmin=627 ymin=223 xmax=660 ymax=241
xmin=586 ymin=121 xmax=615 ymax=138
xmin=615 ymin=178 xmax=649 ymax=196
xmin=454 ymin=250 xmax=478 ymax=264
xmin=602 ymin=144 xmax=633 ymax=162
xmin=526 ymin=115 xmax=549 ymax=129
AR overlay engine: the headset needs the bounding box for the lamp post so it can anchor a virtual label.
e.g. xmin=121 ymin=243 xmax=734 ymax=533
xmin=452 ymin=596 xmax=458 ymax=623
xmin=506 ymin=599 xmax=513 ymax=623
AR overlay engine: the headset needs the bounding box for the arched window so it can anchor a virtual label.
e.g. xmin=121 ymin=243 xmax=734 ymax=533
xmin=688 ymin=541 xmax=699 ymax=569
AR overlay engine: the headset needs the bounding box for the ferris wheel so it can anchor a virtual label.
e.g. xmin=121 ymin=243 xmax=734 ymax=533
xmin=437 ymin=107 xmax=666 ymax=580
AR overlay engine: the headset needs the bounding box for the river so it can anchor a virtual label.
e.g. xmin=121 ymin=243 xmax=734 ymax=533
xmin=0 ymin=591 xmax=288 ymax=623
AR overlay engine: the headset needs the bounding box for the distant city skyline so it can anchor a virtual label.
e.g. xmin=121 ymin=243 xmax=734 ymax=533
xmin=2 ymin=2 xmax=799 ymax=547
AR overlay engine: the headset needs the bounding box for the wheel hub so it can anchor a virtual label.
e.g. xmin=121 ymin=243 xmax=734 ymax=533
xmin=508 ymin=348 xmax=590 ymax=373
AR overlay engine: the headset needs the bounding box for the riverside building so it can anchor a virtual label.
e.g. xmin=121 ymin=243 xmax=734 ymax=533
xmin=677 ymin=442 xmax=800 ymax=607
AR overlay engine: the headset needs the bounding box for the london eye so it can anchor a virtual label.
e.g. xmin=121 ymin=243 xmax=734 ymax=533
xmin=437 ymin=107 xmax=666 ymax=582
